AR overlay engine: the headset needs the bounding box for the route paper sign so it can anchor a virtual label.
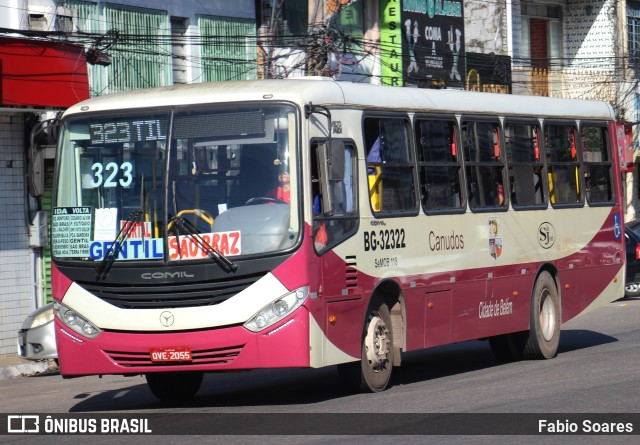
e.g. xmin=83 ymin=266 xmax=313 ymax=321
xmin=168 ymin=231 xmax=241 ymax=260
xmin=52 ymin=207 xmax=92 ymax=257
xmin=94 ymin=208 xmax=117 ymax=241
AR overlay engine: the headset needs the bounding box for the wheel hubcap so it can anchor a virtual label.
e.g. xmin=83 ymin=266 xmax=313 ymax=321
xmin=539 ymin=290 xmax=556 ymax=341
xmin=364 ymin=313 xmax=390 ymax=372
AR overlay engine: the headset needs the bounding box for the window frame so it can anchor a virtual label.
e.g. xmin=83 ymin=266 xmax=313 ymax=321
xmin=310 ymin=138 xmax=360 ymax=255
xmin=543 ymin=120 xmax=584 ymax=208
xmin=460 ymin=116 xmax=508 ymax=213
xmin=579 ymin=121 xmax=615 ymax=207
xmin=362 ymin=113 xmax=420 ymax=218
xmin=503 ymin=118 xmax=548 ymax=211
xmin=628 ymin=0 xmax=640 ymax=66
xmin=413 ymin=114 xmax=466 ymax=215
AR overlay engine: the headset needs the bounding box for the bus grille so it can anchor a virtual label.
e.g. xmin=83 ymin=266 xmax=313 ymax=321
xmin=104 ymin=345 xmax=244 ymax=367
xmin=77 ymin=273 xmax=264 ymax=309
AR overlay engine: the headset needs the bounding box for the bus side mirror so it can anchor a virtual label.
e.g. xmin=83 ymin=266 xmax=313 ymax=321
xmin=28 ymin=148 xmax=45 ymax=197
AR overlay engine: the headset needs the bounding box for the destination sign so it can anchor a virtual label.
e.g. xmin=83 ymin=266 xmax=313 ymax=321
xmin=89 ymin=118 xmax=167 ymax=144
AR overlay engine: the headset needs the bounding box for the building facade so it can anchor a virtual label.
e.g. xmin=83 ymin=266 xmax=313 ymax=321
xmin=0 ymin=0 xmax=257 ymax=356
xmin=0 ymin=36 xmax=89 ymax=356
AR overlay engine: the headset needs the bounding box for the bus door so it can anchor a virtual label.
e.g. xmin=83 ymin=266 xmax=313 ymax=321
xmin=312 ymin=139 xmax=362 ymax=358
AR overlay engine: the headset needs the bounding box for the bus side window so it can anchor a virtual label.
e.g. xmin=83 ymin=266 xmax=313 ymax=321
xmin=416 ymin=119 xmax=464 ymax=211
xmin=364 ymin=117 xmax=416 ymax=214
xmin=462 ymin=120 xmax=506 ymax=210
xmin=545 ymin=124 xmax=582 ymax=205
xmin=582 ymin=125 xmax=614 ymax=204
xmin=311 ymin=140 xmax=358 ymax=253
xmin=505 ymin=122 xmax=546 ymax=208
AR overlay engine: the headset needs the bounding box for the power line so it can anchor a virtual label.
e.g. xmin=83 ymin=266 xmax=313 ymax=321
xmin=2 ymin=16 xmax=639 ymax=111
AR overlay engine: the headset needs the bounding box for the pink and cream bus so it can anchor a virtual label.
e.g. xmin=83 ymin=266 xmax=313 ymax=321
xmin=51 ymin=78 xmax=625 ymax=399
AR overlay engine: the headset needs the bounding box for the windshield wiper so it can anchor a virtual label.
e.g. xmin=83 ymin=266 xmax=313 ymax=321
xmin=169 ymin=216 xmax=238 ymax=273
xmin=95 ymin=209 xmax=142 ymax=281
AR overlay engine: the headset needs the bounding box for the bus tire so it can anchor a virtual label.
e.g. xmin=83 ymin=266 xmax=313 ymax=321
xmin=145 ymin=371 xmax=204 ymax=401
xmin=489 ymin=332 xmax=526 ymax=362
xmin=338 ymin=300 xmax=394 ymax=393
xmin=523 ymin=271 xmax=561 ymax=359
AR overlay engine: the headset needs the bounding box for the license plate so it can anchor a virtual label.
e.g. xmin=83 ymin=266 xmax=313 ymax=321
xmin=150 ymin=347 xmax=192 ymax=363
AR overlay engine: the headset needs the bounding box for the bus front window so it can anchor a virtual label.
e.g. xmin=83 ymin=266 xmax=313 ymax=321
xmin=53 ymin=106 xmax=299 ymax=264
xmin=53 ymin=114 xmax=169 ymax=262
xmin=168 ymin=106 xmax=298 ymax=259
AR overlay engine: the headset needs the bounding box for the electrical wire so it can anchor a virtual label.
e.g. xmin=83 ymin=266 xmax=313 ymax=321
xmin=1 ymin=0 xmax=639 ymax=115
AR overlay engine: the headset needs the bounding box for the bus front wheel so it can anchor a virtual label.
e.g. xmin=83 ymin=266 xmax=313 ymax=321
xmin=145 ymin=371 xmax=204 ymax=401
xmin=338 ymin=300 xmax=394 ymax=393
xmin=523 ymin=271 xmax=561 ymax=359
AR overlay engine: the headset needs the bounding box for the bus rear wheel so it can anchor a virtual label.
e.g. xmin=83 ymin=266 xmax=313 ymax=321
xmin=489 ymin=331 xmax=526 ymax=361
xmin=523 ymin=271 xmax=560 ymax=359
xmin=338 ymin=300 xmax=394 ymax=393
xmin=145 ymin=371 xmax=204 ymax=401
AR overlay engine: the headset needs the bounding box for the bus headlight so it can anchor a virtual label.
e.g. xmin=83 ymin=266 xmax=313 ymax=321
xmin=244 ymin=286 xmax=308 ymax=332
xmin=53 ymin=302 xmax=102 ymax=339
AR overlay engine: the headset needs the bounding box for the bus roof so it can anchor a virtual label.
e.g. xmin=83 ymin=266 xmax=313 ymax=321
xmin=63 ymin=78 xmax=616 ymax=121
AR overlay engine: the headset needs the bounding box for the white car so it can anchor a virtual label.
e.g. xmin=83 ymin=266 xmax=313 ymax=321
xmin=17 ymin=303 xmax=57 ymax=362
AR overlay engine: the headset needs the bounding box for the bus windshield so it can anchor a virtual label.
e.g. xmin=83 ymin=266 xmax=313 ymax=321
xmin=53 ymin=105 xmax=299 ymax=264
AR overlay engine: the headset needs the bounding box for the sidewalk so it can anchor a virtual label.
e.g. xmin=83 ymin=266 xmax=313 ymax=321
xmin=0 ymin=355 xmax=58 ymax=381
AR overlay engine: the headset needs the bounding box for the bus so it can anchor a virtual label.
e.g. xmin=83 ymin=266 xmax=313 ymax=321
xmin=51 ymin=78 xmax=625 ymax=399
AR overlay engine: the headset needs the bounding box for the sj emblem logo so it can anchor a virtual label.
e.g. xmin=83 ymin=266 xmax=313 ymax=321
xmin=538 ymin=222 xmax=556 ymax=249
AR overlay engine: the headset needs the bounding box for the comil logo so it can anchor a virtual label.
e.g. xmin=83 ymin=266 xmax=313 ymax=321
xmin=7 ymin=415 xmax=39 ymax=433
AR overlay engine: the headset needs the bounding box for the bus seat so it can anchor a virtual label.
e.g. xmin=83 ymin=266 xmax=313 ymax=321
xmin=368 ymin=166 xmax=382 ymax=212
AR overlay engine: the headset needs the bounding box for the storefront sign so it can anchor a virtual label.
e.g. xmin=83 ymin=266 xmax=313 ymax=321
xmin=380 ymin=0 xmax=404 ymax=86
xmin=401 ymin=0 xmax=465 ymax=88
xmin=0 ymin=37 xmax=89 ymax=107
xmin=466 ymin=52 xmax=512 ymax=94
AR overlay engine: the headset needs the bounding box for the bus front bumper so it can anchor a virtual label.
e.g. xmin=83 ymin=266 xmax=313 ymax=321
xmin=55 ymin=308 xmax=310 ymax=377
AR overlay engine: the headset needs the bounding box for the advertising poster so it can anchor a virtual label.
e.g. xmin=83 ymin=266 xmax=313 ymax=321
xmin=401 ymin=0 xmax=465 ymax=88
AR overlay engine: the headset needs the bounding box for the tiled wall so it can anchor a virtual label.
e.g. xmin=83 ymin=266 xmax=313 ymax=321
xmin=0 ymin=114 xmax=36 ymax=357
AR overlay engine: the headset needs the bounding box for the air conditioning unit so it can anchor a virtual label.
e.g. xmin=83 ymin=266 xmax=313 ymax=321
xmin=28 ymin=14 xmax=48 ymax=32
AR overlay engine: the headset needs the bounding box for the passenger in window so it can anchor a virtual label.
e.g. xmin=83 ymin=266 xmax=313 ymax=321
xmin=313 ymin=195 xmax=328 ymax=250
xmin=266 ymin=167 xmax=290 ymax=204
xmin=494 ymin=172 xmax=505 ymax=206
